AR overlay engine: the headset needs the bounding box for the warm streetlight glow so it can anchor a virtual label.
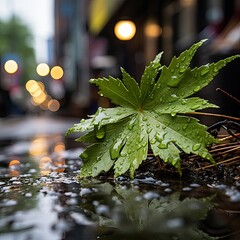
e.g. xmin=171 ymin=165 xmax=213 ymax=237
xmin=4 ymin=60 xmax=18 ymax=74
xmin=48 ymin=99 xmax=60 ymax=112
xmin=114 ymin=20 xmax=136 ymax=40
xmin=144 ymin=22 xmax=162 ymax=38
xmin=36 ymin=63 xmax=50 ymax=76
xmin=50 ymin=66 xmax=64 ymax=80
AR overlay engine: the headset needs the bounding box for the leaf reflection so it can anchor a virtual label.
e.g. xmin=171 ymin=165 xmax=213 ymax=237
xmin=81 ymin=182 xmax=216 ymax=240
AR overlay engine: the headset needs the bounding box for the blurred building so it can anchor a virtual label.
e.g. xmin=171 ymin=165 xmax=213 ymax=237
xmin=54 ymin=0 xmax=239 ymax=119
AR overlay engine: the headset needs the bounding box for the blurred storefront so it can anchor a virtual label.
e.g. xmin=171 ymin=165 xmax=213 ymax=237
xmin=54 ymin=0 xmax=239 ymax=118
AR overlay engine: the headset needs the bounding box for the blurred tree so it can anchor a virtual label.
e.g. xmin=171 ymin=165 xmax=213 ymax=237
xmin=0 ymin=16 xmax=36 ymax=84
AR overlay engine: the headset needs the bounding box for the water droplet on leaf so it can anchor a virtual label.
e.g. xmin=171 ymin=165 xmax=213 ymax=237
xmin=150 ymin=138 xmax=156 ymax=144
xmin=158 ymin=143 xmax=168 ymax=149
xmin=179 ymin=67 xmax=185 ymax=74
xmin=200 ymin=66 xmax=210 ymax=76
xmin=147 ymin=128 xmax=152 ymax=134
xmin=81 ymin=152 xmax=88 ymax=161
xmin=95 ymin=126 xmax=106 ymax=139
xmin=110 ymin=139 xmax=125 ymax=160
xmin=192 ymin=143 xmax=201 ymax=151
xmin=167 ymin=76 xmax=179 ymax=87
xmin=193 ymin=86 xmax=201 ymax=92
xmin=191 ymin=104 xmax=200 ymax=110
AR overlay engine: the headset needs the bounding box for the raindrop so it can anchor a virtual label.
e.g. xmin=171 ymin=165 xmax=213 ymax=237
xmin=213 ymin=66 xmax=218 ymax=73
xmin=110 ymin=139 xmax=125 ymax=160
xmin=193 ymin=86 xmax=201 ymax=92
xmin=81 ymin=152 xmax=88 ymax=160
xmin=176 ymin=63 xmax=180 ymax=68
xmin=171 ymin=112 xmax=177 ymax=117
xmin=181 ymin=99 xmax=187 ymax=105
xmin=150 ymin=138 xmax=156 ymax=144
xmin=142 ymin=116 xmax=147 ymax=121
xmin=191 ymin=105 xmax=200 ymax=110
xmin=179 ymin=67 xmax=185 ymax=74
xmin=120 ymin=152 xmax=127 ymax=157
xmin=181 ymin=56 xmax=186 ymax=62
xmin=95 ymin=126 xmax=106 ymax=139
xmin=200 ymin=66 xmax=210 ymax=76
xmin=192 ymin=143 xmax=201 ymax=151
xmin=80 ymin=119 xmax=85 ymax=123
xmin=158 ymin=143 xmax=168 ymax=149
xmin=136 ymin=144 xmax=142 ymax=150
xmin=167 ymin=76 xmax=179 ymax=87
xmin=147 ymin=128 xmax=152 ymax=134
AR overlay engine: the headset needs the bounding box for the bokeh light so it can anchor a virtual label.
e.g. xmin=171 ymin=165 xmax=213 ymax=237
xmin=144 ymin=22 xmax=162 ymax=38
xmin=114 ymin=20 xmax=136 ymax=40
xmin=48 ymin=99 xmax=60 ymax=112
xmin=36 ymin=63 xmax=50 ymax=76
xmin=4 ymin=60 xmax=18 ymax=74
xmin=50 ymin=66 xmax=64 ymax=80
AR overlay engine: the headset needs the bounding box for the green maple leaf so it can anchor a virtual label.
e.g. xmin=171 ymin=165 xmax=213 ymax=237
xmin=66 ymin=39 xmax=239 ymax=178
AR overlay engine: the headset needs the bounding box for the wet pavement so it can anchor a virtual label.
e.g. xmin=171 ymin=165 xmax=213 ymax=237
xmin=0 ymin=115 xmax=240 ymax=240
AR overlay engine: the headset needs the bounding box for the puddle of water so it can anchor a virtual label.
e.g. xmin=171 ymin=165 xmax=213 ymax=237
xmin=0 ymin=135 xmax=240 ymax=240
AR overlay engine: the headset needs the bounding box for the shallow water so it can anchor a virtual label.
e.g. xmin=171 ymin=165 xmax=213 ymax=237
xmin=0 ymin=134 xmax=240 ymax=240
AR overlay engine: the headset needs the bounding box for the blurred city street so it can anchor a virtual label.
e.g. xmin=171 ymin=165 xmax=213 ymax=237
xmin=0 ymin=1 xmax=239 ymax=239
xmin=0 ymin=115 xmax=78 ymax=140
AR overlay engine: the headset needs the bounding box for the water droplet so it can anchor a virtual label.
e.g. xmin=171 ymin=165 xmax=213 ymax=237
xmin=191 ymin=104 xmax=200 ymax=110
xmin=179 ymin=67 xmax=185 ymax=74
xmin=200 ymin=66 xmax=210 ymax=76
xmin=142 ymin=116 xmax=147 ymax=121
xmin=181 ymin=99 xmax=187 ymax=105
xmin=120 ymin=152 xmax=127 ymax=157
xmin=181 ymin=56 xmax=186 ymax=62
xmin=167 ymin=76 xmax=179 ymax=87
xmin=193 ymin=86 xmax=201 ymax=92
xmin=127 ymin=149 xmax=132 ymax=154
xmin=213 ymin=67 xmax=218 ymax=73
xmin=150 ymin=138 xmax=156 ymax=144
xmin=158 ymin=143 xmax=168 ymax=149
xmin=192 ymin=143 xmax=201 ymax=151
xmin=147 ymin=128 xmax=152 ymax=134
xmin=95 ymin=126 xmax=106 ymax=139
xmin=176 ymin=63 xmax=180 ymax=68
xmin=110 ymin=139 xmax=125 ymax=160
xmin=182 ymin=124 xmax=187 ymax=130
xmin=136 ymin=144 xmax=142 ymax=150
xmin=80 ymin=119 xmax=85 ymax=123
xmin=171 ymin=112 xmax=177 ymax=117
xmin=81 ymin=152 xmax=88 ymax=161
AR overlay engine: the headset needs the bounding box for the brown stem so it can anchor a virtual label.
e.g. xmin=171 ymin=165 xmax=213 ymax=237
xmin=196 ymin=155 xmax=240 ymax=171
xmin=216 ymin=88 xmax=240 ymax=106
xmin=187 ymin=112 xmax=240 ymax=122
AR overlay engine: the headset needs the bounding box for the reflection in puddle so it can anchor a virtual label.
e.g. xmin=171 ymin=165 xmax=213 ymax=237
xmin=0 ymin=135 xmax=240 ymax=239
